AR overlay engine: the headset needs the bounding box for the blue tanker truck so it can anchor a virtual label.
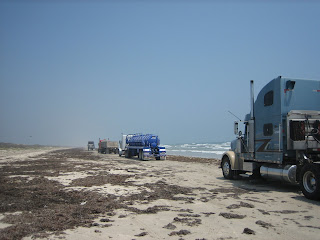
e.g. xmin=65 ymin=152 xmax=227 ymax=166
xmin=119 ymin=134 xmax=166 ymax=160
xmin=222 ymin=76 xmax=320 ymax=200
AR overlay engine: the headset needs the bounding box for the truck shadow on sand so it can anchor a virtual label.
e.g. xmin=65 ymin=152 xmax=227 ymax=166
xmin=216 ymin=175 xmax=320 ymax=205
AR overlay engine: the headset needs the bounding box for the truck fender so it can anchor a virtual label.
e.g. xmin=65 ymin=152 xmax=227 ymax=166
xmin=221 ymin=151 xmax=237 ymax=170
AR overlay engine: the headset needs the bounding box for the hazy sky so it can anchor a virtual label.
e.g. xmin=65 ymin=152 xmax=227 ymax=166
xmin=1 ymin=0 xmax=320 ymax=146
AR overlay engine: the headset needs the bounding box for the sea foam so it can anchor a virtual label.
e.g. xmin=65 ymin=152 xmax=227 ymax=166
xmin=163 ymin=142 xmax=230 ymax=159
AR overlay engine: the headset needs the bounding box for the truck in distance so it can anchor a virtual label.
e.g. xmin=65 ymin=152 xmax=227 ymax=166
xmin=98 ymin=139 xmax=119 ymax=154
xmin=87 ymin=141 xmax=95 ymax=151
xmin=222 ymin=76 xmax=320 ymax=200
xmin=119 ymin=134 xmax=166 ymax=160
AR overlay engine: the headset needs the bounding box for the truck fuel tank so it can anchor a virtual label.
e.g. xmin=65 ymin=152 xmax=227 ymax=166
xmin=260 ymin=165 xmax=297 ymax=184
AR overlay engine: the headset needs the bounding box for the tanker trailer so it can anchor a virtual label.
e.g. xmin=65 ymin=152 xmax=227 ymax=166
xmin=124 ymin=134 xmax=166 ymax=160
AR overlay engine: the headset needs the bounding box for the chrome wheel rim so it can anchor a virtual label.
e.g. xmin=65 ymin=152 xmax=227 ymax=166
xmin=223 ymin=161 xmax=230 ymax=176
xmin=303 ymin=171 xmax=317 ymax=193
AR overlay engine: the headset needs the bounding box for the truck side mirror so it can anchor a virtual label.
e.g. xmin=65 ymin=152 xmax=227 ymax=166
xmin=234 ymin=121 xmax=239 ymax=135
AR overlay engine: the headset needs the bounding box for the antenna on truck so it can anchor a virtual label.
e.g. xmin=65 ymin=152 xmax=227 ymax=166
xmin=228 ymin=111 xmax=242 ymax=122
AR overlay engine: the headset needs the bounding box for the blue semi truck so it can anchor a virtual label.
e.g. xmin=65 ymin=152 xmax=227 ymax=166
xmin=119 ymin=134 xmax=166 ymax=160
xmin=222 ymin=76 xmax=320 ymax=200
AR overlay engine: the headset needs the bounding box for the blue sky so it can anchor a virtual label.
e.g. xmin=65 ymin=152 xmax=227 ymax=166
xmin=1 ymin=0 xmax=320 ymax=146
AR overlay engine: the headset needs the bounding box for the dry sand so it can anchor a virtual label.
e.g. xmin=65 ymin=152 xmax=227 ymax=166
xmin=0 ymin=145 xmax=320 ymax=240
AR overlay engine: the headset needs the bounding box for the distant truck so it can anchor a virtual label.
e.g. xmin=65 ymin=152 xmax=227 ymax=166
xmin=98 ymin=139 xmax=119 ymax=154
xmin=221 ymin=76 xmax=320 ymax=200
xmin=119 ymin=134 xmax=166 ymax=160
xmin=87 ymin=141 xmax=95 ymax=151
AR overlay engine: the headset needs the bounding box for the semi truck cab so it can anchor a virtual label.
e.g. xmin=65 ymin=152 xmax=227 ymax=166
xmin=222 ymin=76 xmax=320 ymax=200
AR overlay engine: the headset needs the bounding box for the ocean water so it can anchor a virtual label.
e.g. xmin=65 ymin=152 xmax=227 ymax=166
xmin=163 ymin=142 xmax=231 ymax=159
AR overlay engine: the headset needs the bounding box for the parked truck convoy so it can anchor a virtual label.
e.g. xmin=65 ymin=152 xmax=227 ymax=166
xmin=87 ymin=141 xmax=95 ymax=151
xmin=98 ymin=139 xmax=119 ymax=154
xmin=119 ymin=134 xmax=166 ymax=160
xmin=221 ymin=76 xmax=320 ymax=200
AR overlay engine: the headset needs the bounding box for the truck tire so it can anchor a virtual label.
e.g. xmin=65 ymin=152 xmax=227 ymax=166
xmin=222 ymin=156 xmax=234 ymax=179
xmin=300 ymin=164 xmax=320 ymax=200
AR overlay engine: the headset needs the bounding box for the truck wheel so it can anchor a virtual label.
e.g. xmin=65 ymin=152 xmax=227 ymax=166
xmin=222 ymin=156 xmax=234 ymax=179
xmin=140 ymin=150 xmax=146 ymax=160
xmin=300 ymin=164 xmax=320 ymax=200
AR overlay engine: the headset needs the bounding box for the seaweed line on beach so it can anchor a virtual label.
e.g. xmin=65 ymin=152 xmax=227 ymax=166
xmin=0 ymin=148 xmax=199 ymax=239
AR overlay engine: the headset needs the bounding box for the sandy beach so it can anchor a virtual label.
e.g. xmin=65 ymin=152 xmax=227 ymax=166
xmin=0 ymin=145 xmax=320 ymax=240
